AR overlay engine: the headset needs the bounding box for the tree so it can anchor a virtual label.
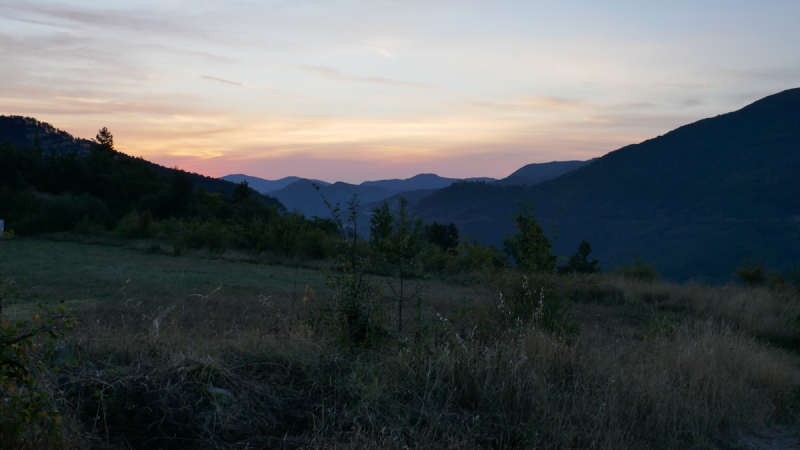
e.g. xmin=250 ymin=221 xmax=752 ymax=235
xmin=370 ymin=197 xmax=425 ymax=332
xmin=93 ymin=127 xmax=115 ymax=154
xmin=425 ymin=221 xmax=459 ymax=252
xmin=232 ymin=180 xmax=252 ymax=203
xmin=503 ymin=202 xmax=555 ymax=273
xmin=559 ymin=239 xmax=599 ymax=274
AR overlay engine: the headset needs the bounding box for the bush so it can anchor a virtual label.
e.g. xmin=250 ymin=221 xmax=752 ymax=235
xmin=734 ymin=263 xmax=765 ymax=286
xmin=18 ymin=194 xmax=113 ymax=234
xmin=179 ymin=219 xmax=229 ymax=253
xmin=615 ymin=257 xmax=660 ymax=282
xmin=311 ymin=257 xmax=389 ymax=347
xmin=490 ymin=271 xmax=577 ymax=334
xmin=503 ymin=202 xmax=555 ymax=272
xmin=1 ymin=280 xmax=74 ymax=448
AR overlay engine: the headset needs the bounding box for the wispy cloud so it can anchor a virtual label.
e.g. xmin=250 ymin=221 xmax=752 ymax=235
xmin=293 ymin=65 xmax=433 ymax=90
xmin=200 ymin=76 xmax=296 ymax=95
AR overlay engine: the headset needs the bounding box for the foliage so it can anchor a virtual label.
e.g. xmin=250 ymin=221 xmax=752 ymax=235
xmin=314 ymin=256 xmax=388 ymax=347
xmin=1 ymin=280 xmax=73 ymax=447
xmin=425 ymin=221 xmax=459 ymax=252
xmin=370 ymin=198 xmax=427 ymax=331
xmin=232 ymin=180 xmax=252 ymax=203
xmin=92 ymin=126 xmax=114 ymax=154
xmin=18 ymin=193 xmax=114 ymax=234
xmin=491 ymin=271 xmax=577 ymax=335
xmin=503 ymin=202 xmax=556 ymax=272
xmin=559 ymin=239 xmax=600 ymax=274
xmin=615 ymin=257 xmax=660 ymax=282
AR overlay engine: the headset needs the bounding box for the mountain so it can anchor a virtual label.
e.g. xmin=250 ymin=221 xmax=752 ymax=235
xmin=0 ymin=115 xmax=286 ymax=211
xmin=270 ymin=179 xmax=394 ymax=218
xmin=362 ymin=174 xmax=495 ymax=193
xmin=493 ymin=160 xmax=595 ymax=186
xmin=222 ymin=174 xmax=330 ymax=194
xmin=0 ymin=116 xmax=93 ymax=156
xmin=361 ymin=188 xmax=440 ymax=213
xmin=414 ymin=88 xmax=800 ymax=281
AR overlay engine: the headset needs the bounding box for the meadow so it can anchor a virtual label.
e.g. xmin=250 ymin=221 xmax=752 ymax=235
xmin=3 ymin=236 xmax=800 ymax=449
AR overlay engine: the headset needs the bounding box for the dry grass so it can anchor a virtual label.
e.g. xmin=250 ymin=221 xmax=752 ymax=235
xmin=44 ymin=291 xmax=796 ymax=449
xmin=3 ymin=239 xmax=800 ymax=449
xmin=601 ymin=275 xmax=800 ymax=346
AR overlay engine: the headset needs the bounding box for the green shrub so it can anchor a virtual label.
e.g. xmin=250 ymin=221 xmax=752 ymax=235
xmin=615 ymin=257 xmax=660 ymax=282
xmin=19 ymin=194 xmax=112 ymax=234
xmin=491 ymin=271 xmax=577 ymax=335
xmin=312 ymin=257 xmax=389 ymax=347
xmin=734 ymin=263 xmax=765 ymax=286
xmin=179 ymin=219 xmax=229 ymax=253
xmin=503 ymin=203 xmax=556 ymax=272
xmin=1 ymin=280 xmax=74 ymax=447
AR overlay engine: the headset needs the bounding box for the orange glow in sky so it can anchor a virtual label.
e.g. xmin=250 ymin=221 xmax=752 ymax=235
xmin=2 ymin=1 xmax=799 ymax=182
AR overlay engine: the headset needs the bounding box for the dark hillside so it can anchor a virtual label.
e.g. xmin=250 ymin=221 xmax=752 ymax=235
xmin=271 ymin=179 xmax=392 ymax=217
xmin=494 ymin=159 xmax=594 ymax=186
xmin=361 ymin=173 xmax=495 ymax=193
xmin=0 ymin=115 xmax=284 ymax=211
xmin=415 ymin=88 xmax=800 ymax=280
xmin=222 ymin=174 xmax=330 ymax=194
xmin=0 ymin=116 xmax=92 ymax=155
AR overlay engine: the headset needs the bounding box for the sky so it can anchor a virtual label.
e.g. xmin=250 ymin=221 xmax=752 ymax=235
xmin=2 ymin=1 xmax=800 ymax=183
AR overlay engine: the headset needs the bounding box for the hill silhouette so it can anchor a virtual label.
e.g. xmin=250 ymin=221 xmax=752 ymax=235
xmin=415 ymin=88 xmax=800 ymax=281
xmin=362 ymin=173 xmax=495 ymax=193
xmin=493 ymin=159 xmax=595 ymax=186
xmin=270 ymin=179 xmax=393 ymax=217
xmin=0 ymin=116 xmax=284 ymax=211
xmin=221 ymin=174 xmax=330 ymax=194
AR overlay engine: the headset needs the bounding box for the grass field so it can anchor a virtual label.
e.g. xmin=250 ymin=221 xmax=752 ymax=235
xmin=2 ymin=237 xmax=800 ymax=449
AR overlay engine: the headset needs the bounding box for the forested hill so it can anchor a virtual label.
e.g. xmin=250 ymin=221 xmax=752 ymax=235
xmin=415 ymin=88 xmax=800 ymax=281
xmin=0 ymin=115 xmax=285 ymax=211
xmin=0 ymin=116 xmax=93 ymax=155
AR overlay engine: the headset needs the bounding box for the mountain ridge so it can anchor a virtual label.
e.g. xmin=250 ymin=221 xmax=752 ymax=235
xmin=0 ymin=115 xmax=286 ymax=211
xmin=414 ymin=88 xmax=800 ymax=281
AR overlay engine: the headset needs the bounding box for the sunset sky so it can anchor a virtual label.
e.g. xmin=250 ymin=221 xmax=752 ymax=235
xmin=2 ymin=1 xmax=799 ymax=183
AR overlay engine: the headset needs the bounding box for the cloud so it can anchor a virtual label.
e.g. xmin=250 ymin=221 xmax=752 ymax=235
xmin=200 ymin=76 xmax=296 ymax=95
xmin=293 ymin=65 xmax=433 ymax=90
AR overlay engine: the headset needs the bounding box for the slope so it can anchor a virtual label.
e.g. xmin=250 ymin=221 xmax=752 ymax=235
xmin=493 ymin=159 xmax=595 ymax=186
xmin=415 ymin=88 xmax=800 ymax=281
xmin=270 ymin=179 xmax=393 ymax=217
xmin=222 ymin=174 xmax=331 ymax=194
xmin=0 ymin=115 xmax=285 ymax=211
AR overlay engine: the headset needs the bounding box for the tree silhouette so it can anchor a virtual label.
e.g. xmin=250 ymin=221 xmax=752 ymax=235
xmin=93 ymin=127 xmax=115 ymax=155
xmin=232 ymin=180 xmax=252 ymax=203
xmin=559 ymin=239 xmax=599 ymax=274
xmin=503 ymin=202 xmax=555 ymax=272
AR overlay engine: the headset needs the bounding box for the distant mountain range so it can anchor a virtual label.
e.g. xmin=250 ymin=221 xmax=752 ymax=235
xmin=0 ymin=116 xmax=286 ymax=211
xmin=11 ymin=85 xmax=793 ymax=283
xmin=493 ymin=160 xmax=595 ymax=186
xmin=221 ymin=166 xmax=589 ymax=218
xmin=221 ymin=174 xmax=330 ymax=194
xmin=413 ymin=88 xmax=800 ymax=281
xmin=362 ymin=174 xmax=496 ymax=193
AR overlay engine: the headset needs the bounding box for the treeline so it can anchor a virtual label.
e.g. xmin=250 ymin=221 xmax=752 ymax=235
xmin=0 ymin=129 xmax=495 ymax=267
xmin=0 ymin=129 xmax=337 ymax=257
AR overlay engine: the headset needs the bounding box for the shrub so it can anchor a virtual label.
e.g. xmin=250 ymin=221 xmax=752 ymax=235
xmin=503 ymin=203 xmax=556 ymax=272
xmin=1 ymin=280 xmax=73 ymax=448
xmin=615 ymin=257 xmax=660 ymax=282
xmin=734 ymin=263 xmax=765 ymax=286
xmin=18 ymin=194 xmax=113 ymax=234
xmin=490 ymin=271 xmax=576 ymax=335
xmin=312 ymin=257 xmax=389 ymax=347
xmin=559 ymin=239 xmax=600 ymax=274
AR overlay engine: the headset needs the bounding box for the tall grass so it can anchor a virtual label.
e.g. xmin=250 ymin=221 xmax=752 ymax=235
xmin=43 ymin=286 xmax=797 ymax=449
xmin=604 ymin=275 xmax=800 ymax=346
